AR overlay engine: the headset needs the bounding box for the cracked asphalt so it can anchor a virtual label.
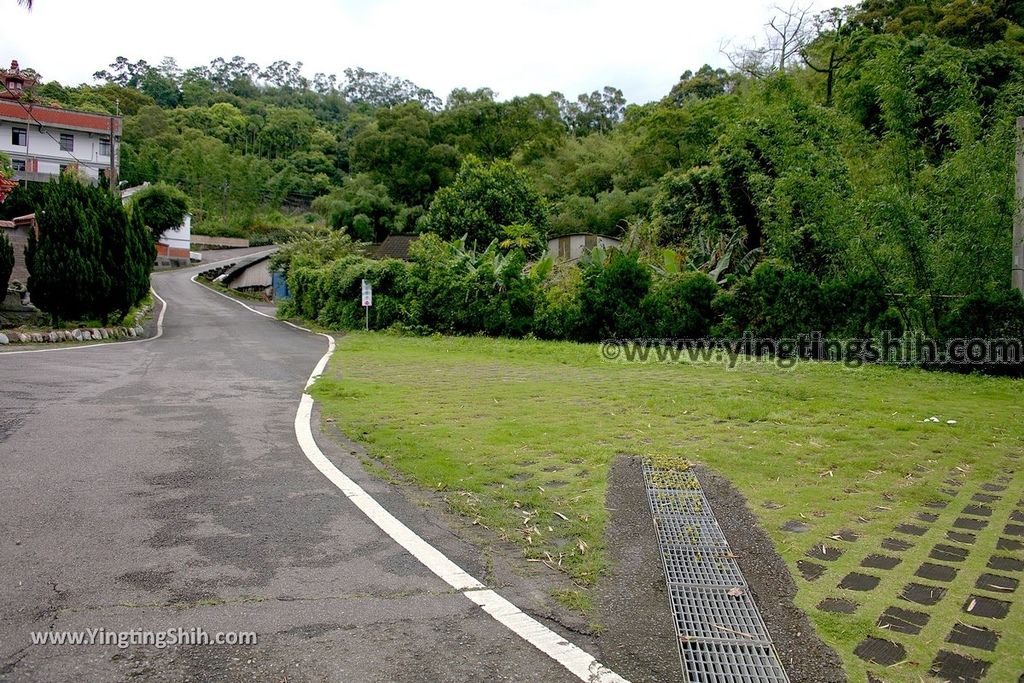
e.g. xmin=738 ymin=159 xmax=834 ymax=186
xmin=0 ymin=254 xmax=584 ymax=682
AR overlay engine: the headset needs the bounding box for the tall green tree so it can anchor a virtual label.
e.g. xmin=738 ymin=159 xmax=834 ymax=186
xmin=92 ymin=188 xmax=152 ymax=322
xmin=424 ymin=156 xmax=547 ymax=247
xmin=130 ymin=183 xmax=189 ymax=242
xmin=27 ymin=176 xmax=106 ymax=326
xmin=0 ymin=230 xmax=13 ymax=291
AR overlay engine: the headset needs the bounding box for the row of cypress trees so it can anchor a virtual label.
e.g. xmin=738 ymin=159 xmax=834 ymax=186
xmin=26 ymin=175 xmax=153 ymax=326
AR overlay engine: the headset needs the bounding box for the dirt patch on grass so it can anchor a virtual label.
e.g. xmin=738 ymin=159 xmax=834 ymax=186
xmin=694 ymin=465 xmax=846 ymax=683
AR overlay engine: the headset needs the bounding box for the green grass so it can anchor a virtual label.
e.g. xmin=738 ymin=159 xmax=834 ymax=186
xmin=311 ymin=332 xmax=1023 ymax=682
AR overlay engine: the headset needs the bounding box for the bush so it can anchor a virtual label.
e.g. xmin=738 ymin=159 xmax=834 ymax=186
xmin=577 ymin=250 xmax=651 ymax=341
xmin=406 ymin=234 xmax=539 ymax=337
xmin=714 ymin=261 xmax=827 ymax=339
xmin=534 ymin=265 xmax=584 ymax=340
xmin=641 ymin=271 xmax=720 ymax=338
xmin=289 ymin=256 xmax=409 ymax=330
xmin=821 ymin=272 xmax=890 ymax=337
xmin=27 ymin=176 xmax=107 ymax=325
xmin=939 ymin=287 xmax=1024 ymax=340
xmin=936 ymin=287 xmax=1024 ymax=375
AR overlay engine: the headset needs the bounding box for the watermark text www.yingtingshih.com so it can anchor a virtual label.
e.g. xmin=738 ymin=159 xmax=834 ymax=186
xmin=28 ymin=627 xmax=257 ymax=650
xmin=599 ymin=332 xmax=1024 ymax=370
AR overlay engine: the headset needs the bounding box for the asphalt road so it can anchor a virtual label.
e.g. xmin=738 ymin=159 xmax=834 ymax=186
xmin=0 ymin=255 xmax=585 ymax=682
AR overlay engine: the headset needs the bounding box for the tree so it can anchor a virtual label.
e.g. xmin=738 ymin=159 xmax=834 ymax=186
xmin=92 ymin=188 xmax=152 ymax=323
xmin=27 ymin=176 xmax=106 ymax=326
xmin=351 ymin=102 xmax=458 ymax=206
xmin=554 ymin=87 xmax=627 ymax=136
xmin=311 ymin=173 xmax=398 ymax=242
xmin=666 ymin=66 xmax=735 ymax=104
xmin=0 ymin=230 xmax=13 ymax=291
xmin=800 ymin=7 xmax=856 ymax=106
xmin=26 ymin=176 xmax=152 ymax=326
xmin=342 ymin=67 xmax=441 ymax=110
xmin=130 ymin=183 xmax=189 ymax=242
xmin=723 ymin=2 xmax=813 ymax=76
xmin=424 ymin=156 xmax=547 ymax=247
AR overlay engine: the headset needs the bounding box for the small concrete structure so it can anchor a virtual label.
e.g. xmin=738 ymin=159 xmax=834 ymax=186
xmin=547 ymin=233 xmax=622 ymax=263
xmin=191 ymin=235 xmax=250 ymax=249
xmin=215 ymin=252 xmax=275 ymax=298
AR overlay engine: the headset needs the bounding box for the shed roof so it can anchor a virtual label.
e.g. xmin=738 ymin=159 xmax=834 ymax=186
xmin=373 ymin=234 xmax=420 ymax=260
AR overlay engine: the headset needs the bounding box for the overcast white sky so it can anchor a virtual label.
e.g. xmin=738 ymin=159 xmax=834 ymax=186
xmin=1 ymin=0 xmax=846 ymax=104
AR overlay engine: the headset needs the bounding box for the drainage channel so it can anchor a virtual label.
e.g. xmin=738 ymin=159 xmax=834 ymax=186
xmin=643 ymin=463 xmax=791 ymax=683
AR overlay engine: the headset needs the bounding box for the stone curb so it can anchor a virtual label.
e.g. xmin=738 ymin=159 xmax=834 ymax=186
xmin=0 ymin=303 xmax=154 ymax=347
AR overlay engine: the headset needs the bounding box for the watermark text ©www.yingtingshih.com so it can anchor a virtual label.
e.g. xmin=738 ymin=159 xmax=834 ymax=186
xmin=28 ymin=627 xmax=257 ymax=650
xmin=599 ymin=332 xmax=1024 ymax=370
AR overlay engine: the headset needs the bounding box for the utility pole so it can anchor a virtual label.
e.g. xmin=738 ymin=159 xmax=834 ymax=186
xmin=1014 ymin=116 xmax=1024 ymax=294
xmin=108 ymin=114 xmax=117 ymax=194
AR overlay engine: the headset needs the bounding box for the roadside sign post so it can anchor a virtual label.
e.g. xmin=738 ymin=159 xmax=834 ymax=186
xmin=361 ymin=279 xmax=373 ymax=331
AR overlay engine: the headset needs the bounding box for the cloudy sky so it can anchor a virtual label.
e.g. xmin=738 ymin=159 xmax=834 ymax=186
xmin=1 ymin=0 xmax=845 ymax=104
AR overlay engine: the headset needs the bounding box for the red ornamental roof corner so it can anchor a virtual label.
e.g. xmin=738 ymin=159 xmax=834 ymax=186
xmin=0 ymin=175 xmax=17 ymax=203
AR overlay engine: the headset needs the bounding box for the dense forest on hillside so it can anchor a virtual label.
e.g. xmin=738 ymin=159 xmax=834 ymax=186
xmin=5 ymin=0 xmax=1024 ymax=343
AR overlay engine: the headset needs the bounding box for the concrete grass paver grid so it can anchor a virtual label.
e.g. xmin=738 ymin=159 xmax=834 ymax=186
xmin=801 ymin=463 xmax=1024 ymax=682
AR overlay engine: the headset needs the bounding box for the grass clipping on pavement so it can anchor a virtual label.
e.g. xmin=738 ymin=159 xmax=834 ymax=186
xmin=311 ymin=332 xmax=1023 ymax=682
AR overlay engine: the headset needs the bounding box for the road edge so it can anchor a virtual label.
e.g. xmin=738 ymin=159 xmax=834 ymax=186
xmin=191 ymin=276 xmax=631 ymax=683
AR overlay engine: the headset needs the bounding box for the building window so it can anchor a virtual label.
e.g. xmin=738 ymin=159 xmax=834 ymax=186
xmin=59 ymin=133 xmax=74 ymax=152
xmin=99 ymin=137 xmax=111 ymax=156
xmin=12 ymin=127 xmax=27 ymax=146
xmin=6 ymin=78 xmax=22 ymax=93
xmin=11 ymin=159 xmax=25 ymax=172
xmin=59 ymin=164 xmax=68 ymax=175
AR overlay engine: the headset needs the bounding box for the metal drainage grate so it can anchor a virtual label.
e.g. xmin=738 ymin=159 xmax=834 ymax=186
xmin=654 ymin=514 xmax=731 ymax=548
xmin=669 ymin=584 xmax=772 ymax=644
xmin=648 ymin=489 xmax=717 ymax=518
xmin=647 ymin=467 xmax=702 ymax=490
xmin=644 ymin=464 xmax=791 ymax=683
xmin=681 ymin=642 xmax=791 ymax=683
xmin=661 ymin=545 xmax=747 ymax=588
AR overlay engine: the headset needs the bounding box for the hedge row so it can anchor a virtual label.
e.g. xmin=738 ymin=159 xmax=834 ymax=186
xmin=280 ymin=237 xmax=1024 ymax=374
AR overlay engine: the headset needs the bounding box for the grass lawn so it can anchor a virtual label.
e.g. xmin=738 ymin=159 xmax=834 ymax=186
xmin=312 ymin=332 xmax=1023 ymax=682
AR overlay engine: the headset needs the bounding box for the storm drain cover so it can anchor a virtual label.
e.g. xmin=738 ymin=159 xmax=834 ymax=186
xmin=644 ymin=463 xmax=791 ymax=682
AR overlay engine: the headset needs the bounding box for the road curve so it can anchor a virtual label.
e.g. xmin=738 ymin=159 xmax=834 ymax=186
xmin=0 ymin=259 xmax=582 ymax=682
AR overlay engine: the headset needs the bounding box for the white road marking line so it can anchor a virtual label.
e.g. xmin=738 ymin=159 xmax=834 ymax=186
xmin=193 ymin=277 xmax=631 ymax=683
xmin=0 ymin=287 xmax=167 ymax=356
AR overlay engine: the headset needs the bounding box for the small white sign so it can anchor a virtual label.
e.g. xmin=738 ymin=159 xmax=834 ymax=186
xmin=361 ymin=279 xmax=373 ymax=307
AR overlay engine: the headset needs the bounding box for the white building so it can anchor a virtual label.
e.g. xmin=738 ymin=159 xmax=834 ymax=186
xmin=547 ymin=233 xmax=623 ymax=262
xmin=1 ymin=60 xmax=121 ymax=185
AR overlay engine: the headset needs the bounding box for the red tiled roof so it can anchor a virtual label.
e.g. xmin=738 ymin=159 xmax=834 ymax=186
xmin=0 ymin=100 xmax=121 ymax=135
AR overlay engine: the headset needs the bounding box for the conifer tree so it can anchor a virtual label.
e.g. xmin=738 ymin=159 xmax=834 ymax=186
xmin=0 ymin=230 xmax=13 ymax=291
xmin=27 ymin=176 xmax=106 ymax=326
